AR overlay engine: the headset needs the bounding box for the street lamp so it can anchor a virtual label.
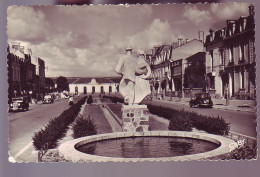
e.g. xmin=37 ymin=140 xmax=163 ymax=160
xmin=29 ymin=90 xmax=33 ymax=104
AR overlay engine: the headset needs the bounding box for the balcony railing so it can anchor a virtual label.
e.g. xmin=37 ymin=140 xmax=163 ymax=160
xmin=206 ymin=66 xmax=216 ymax=73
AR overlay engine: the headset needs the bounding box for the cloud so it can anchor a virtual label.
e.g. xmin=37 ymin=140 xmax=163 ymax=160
xmin=183 ymin=6 xmax=211 ymax=26
xmin=123 ymin=19 xmax=177 ymax=51
xmin=7 ymin=6 xmax=50 ymax=44
xmin=211 ymin=3 xmax=250 ymax=21
xmin=7 ymin=4 xmax=252 ymax=77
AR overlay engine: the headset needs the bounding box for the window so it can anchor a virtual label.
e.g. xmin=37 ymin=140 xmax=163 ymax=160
xmin=240 ymin=71 xmax=245 ymax=89
xmin=239 ymin=42 xmax=245 ymax=61
xmin=219 ymin=50 xmax=224 ymax=65
xmin=229 ymin=46 xmax=234 ymax=62
xmin=210 ymin=50 xmax=214 ymax=69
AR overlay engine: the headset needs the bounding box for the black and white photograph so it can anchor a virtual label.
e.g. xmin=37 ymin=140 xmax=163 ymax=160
xmin=6 ymin=2 xmax=256 ymax=163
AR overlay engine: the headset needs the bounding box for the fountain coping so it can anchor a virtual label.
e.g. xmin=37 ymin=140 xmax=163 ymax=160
xmin=58 ymin=131 xmax=237 ymax=162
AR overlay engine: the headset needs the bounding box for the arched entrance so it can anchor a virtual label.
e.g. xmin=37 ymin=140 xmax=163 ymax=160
xmin=92 ymin=86 xmax=95 ymax=94
xmin=101 ymin=86 xmax=104 ymax=93
xmin=109 ymin=86 xmax=112 ymax=93
xmin=84 ymin=86 xmax=87 ymax=94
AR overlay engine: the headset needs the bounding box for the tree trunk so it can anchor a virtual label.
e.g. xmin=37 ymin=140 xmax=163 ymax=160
xmin=226 ymin=84 xmax=229 ymax=106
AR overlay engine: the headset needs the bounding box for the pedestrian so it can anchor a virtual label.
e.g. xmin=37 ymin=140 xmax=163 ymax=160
xmin=69 ymin=96 xmax=74 ymax=105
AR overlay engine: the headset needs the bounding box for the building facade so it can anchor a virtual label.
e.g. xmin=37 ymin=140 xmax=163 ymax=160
xmin=205 ymin=5 xmax=255 ymax=99
xmin=149 ymin=39 xmax=205 ymax=97
xmin=67 ymin=77 xmax=120 ymax=95
xmin=7 ymin=42 xmax=46 ymax=102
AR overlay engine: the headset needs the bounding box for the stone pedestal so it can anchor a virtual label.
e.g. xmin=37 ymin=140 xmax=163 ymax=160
xmin=121 ymin=105 xmax=149 ymax=132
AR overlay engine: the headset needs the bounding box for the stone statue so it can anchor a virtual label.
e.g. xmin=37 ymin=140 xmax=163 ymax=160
xmin=115 ymin=48 xmax=151 ymax=105
xmin=134 ymin=50 xmax=151 ymax=104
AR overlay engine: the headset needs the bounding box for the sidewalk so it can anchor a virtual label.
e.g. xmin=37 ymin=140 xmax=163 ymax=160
xmin=151 ymin=96 xmax=257 ymax=113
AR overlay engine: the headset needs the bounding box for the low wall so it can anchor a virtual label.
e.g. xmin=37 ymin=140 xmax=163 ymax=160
xmin=58 ymin=131 xmax=237 ymax=162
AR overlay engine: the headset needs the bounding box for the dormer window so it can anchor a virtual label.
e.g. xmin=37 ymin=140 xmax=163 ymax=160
xmin=232 ymin=23 xmax=236 ymax=34
xmin=243 ymin=19 xmax=247 ymax=30
xmin=229 ymin=28 xmax=232 ymax=36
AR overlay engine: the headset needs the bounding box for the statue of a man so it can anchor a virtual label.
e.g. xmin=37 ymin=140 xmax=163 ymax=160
xmin=115 ymin=48 xmax=151 ymax=105
xmin=115 ymin=47 xmax=136 ymax=105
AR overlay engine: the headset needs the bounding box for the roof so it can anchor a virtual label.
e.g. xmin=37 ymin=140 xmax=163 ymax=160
xmin=51 ymin=77 xmax=121 ymax=84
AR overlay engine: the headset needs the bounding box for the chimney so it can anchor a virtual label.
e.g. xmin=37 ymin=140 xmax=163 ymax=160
xmin=178 ymin=38 xmax=183 ymax=46
xmin=249 ymin=5 xmax=255 ymax=16
xmin=19 ymin=46 xmax=24 ymax=53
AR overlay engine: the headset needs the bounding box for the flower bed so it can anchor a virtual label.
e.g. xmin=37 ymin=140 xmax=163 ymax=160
xmin=32 ymin=96 xmax=87 ymax=150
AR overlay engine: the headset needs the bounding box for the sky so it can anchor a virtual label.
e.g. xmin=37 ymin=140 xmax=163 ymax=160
xmin=7 ymin=3 xmax=251 ymax=77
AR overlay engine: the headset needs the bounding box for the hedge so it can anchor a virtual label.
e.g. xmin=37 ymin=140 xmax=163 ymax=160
xmin=147 ymin=104 xmax=230 ymax=136
xmin=32 ymin=96 xmax=87 ymax=150
xmin=101 ymin=95 xmax=230 ymax=136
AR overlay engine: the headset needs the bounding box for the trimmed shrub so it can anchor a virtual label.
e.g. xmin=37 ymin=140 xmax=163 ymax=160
xmin=72 ymin=115 xmax=97 ymax=139
xmin=87 ymin=95 xmax=93 ymax=104
xmin=32 ymin=96 xmax=87 ymax=150
xmin=147 ymin=104 xmax=230 ymax=136
xmin=223 ymin=145 xmax=257 ymax=160
xmin=168 ymin=113 xmax=192 ymax=131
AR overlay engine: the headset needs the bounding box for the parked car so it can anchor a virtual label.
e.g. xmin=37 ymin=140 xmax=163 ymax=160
xmin=9 ymin=96 xmax=29 ymax=112
xmin=189 ymin=92 xmax=213 ymax=108
xmin=43 ymin=95 xmax=54 ymax=104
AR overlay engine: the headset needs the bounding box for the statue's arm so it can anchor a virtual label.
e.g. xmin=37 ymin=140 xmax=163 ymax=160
xmin=141 ymin=65 xmax=151 ymax=79
xmin=115 ymin=57 xmax=124 ymax=75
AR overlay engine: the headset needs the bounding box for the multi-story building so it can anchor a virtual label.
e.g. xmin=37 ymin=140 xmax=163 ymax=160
xmin=205 ymin=5 xmax=255 ymax=99
xmin=149 ymin=39 xmax=205 ymax=97
xmin=7 ymin=42 xmax=46 ymax=102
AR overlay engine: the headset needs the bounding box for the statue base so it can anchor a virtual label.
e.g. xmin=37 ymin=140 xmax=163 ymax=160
xmin=121 ymin=105 xmax=149 ymax=132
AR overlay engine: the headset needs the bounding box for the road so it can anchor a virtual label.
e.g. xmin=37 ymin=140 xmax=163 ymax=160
xmin=148 ymin=100 xmax=257 ymax=138
xmin=8 ymin=94 xmax=256 ymax=162
xmin=8 ymin=96 xmax=84 ymax=162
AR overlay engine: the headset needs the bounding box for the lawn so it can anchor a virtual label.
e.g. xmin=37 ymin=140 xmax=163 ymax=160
xmin=106 ymin=103 xmax=122 ymax=119
xmin=83 ymin=105 xmax=113 ymax=134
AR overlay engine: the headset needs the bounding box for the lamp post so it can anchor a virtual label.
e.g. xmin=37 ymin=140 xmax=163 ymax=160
xmin=29 ymin=90 xmax=33 ymax=104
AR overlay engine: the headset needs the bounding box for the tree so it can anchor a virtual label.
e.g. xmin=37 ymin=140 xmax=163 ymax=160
xmin=169 ymin=80 xmax=173 ymax=101
xmin=219 ymin=70 xmax=229 ymax=105
xmin=56 ymin=76 xmax=69 ymax=92
xmin=161 ymin=80 xmax=166 ymax=99
xmin=45 ymin=78 xmax=54 ymax=88
xmin=154 ymin=82 xmax=159 ymax=99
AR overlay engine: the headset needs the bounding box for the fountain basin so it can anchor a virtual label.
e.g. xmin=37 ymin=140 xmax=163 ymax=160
xmin=58 ymin=131 xmax=237 ymax=162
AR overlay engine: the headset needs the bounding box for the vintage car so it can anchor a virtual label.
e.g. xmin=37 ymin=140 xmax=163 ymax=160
xmin=189 ymin=92 xmax=213 ymax=108
xmin=9 ymin=97 xmax=29 ymax=112
xmin=43 ymin=95 xmax=54 ymax=104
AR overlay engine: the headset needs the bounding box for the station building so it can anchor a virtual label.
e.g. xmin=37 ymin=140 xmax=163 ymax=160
xmin=66 ymin=77 xmax=121 ymax=95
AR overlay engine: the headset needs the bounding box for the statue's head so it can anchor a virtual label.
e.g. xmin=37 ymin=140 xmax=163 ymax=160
xmin=125 ymin=47 xmax=133 ymax=54
xmin=137 ymin=50 xmax=145 ymax=58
